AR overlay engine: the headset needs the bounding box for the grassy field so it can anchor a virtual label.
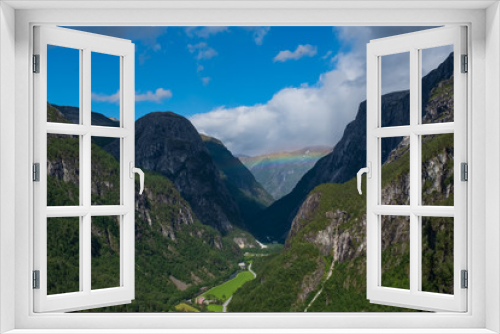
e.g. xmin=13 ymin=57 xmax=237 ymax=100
xmin=206 ymin=304 xmax=223 ymax=312
xmin=174 ymin=303 xmax=200 ymax=312
xmin=202 ymin=271 xmax=255 ymax=301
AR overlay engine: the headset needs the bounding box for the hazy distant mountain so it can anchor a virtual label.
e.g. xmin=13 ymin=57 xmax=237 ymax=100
xmin=239 ymin=147 xmax=332 ymax=200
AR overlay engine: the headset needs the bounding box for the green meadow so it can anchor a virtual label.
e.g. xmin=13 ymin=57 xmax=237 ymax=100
xmin=206 ymin=304 xmax=223 ymax=312
xmin=202 ymin=271 xmax=255 ymax=301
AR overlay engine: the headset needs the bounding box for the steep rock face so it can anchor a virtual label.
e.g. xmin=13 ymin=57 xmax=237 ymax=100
xmin=253 ymin=53 xmax=454 ymax=242
xmin=230 ymin=70 xmax=456 ymax=312
xmin=201 ymin=134 xmax=274 ymax=226
xmin=132 ymin=112 xmax=242 ymax=233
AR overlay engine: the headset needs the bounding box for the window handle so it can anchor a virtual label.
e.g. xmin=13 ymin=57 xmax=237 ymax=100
xmin=129 ymin=162 xmax=145 ymax=195
xmin=357 ymin=162 xmax=371 ymax=195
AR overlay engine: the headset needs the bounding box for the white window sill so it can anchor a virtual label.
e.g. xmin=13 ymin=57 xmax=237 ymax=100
xmin=4 ymin=329 xmax=498 ymax=334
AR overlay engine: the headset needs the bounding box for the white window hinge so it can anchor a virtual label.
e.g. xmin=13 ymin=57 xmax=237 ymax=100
xmin=461 ymin=162 xmax=468 ymax=182
xmin=33 ymin=54 xmax=40 ymax=73
xmin=461 ymin=54 xmax=468 ymax=73
xmin=33 ymin=163 xmax=40 ymax=182
xmin=33 ymin=270 xmax=40 ymax=289
xmin=461 ymin=270 xmax=468 ymax=289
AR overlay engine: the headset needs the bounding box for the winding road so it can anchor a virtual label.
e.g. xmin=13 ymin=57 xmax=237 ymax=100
xmin=248 ymin=262 xmax=257 ymax=278
xmin=222 ymin=296 xmax=233 ymax=312
xmin=222 ymin=263 xmax=256 ymax=313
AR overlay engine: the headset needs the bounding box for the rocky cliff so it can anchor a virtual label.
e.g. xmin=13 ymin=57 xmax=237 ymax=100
xmin=252 ymin=53 xmax=454 ymax=242
xmin=104 ymin=112 xmax=243 ymax=233
xmin=229 ymin=72 xmax=455 ymax=312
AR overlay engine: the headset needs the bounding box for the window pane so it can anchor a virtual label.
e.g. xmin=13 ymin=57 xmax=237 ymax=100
xmin=381 ymin=137 xmax=410 ymax=205
xmin=381 ymin=52 xmax=410 ymax=127
xmin=91 ymin=216 xmax=121 ymax=290
xmin=91 ymin=137 xmax=120 ymax=206
xmin=47 ymin=217 xmax=80 ymax=295
xmin=91 ymin=52 xmax=121 ymax=126
xmin=421 ymin=45 xmax=454 ymax=124
xmin=421 ymin=216 xmax=454 ymax=294
xmin=47 ymin=45 xmax=80 ymax=124
xmin=381 ymin=215 xmax=410 ymax=290
xmin=47 ymin=134 xmax=80 ymax=206
xmin=421 ymin=133 xmax=454 ymax=206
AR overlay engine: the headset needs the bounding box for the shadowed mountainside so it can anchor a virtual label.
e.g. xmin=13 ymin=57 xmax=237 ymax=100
xmin=201 ymin=134 xmax=274 ymax=226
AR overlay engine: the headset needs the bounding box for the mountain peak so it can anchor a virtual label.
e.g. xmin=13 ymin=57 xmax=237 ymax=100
xmin=134 ymin=111 xmax=242 ymax=232
xmin=200 ymin=133 xmax=224 ymax=146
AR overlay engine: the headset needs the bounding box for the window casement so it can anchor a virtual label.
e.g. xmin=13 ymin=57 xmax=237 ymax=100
xmin=33 ymin=26 xmax=142 ymax=313
xmin=361 ymin=26 xmax=467 ymax=312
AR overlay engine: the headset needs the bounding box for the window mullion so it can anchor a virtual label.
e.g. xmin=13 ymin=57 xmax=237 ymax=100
xmin=409 ymin=47 xmax=420 ymax=294
xmin=82 ymin=48 xmax=92 ymax=294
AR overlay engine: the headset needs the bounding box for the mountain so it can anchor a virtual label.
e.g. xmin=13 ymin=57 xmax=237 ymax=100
xmin=131 ymin=112 xmax=245 ymax=233
xmin=50 ymin=104 xmax=260 ymax=246
xmin=229 ymin=76 xmax=454 ymax=312
xmin=83 ymin=111 xmax=243 ymax=234
xmin=251 ymin=53 xmax=454 ymax=242
xmin=201 ymin=134 xmax=274 ymax=225
xmin=239 ymin=147 xmax=332 ymax=200
xmin=51 ymin=104 xmax=120 ymax=127
xmin=46 ymin=104 xmax=243 ymax=312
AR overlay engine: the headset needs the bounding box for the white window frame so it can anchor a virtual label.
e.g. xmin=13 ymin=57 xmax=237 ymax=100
xmin=33 ymin=26 xmax=136 ymax=313
xmin=366 ymin=26 xmax=467 ymax=312
xmin=1 ymin=1 xmax=499 ymax=333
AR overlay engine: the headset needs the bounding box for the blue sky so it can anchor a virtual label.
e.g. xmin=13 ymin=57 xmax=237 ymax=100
xmin=48 ymin=26 xmax=451 ymax=156
xmin=50 ymin=27 xmax=342 ymax=119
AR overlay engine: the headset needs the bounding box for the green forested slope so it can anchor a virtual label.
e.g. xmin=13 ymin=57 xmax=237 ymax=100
xmin=47 ymin=105 xmax=243 ymax=312
xmin=230 ymin=78 xmax=455 ymax=312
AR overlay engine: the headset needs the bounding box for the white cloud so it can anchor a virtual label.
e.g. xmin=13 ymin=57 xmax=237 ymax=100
xmin=197 ymin=64 xmax=205 ymax=72
xmin=201 ymin=77 xmax=211 ymax=86
xmin=243 ymin=27 xmax=270 ymax=45
xmin=135 ymin=88 xmax=173 ymax=103
xmin=322 ymin=50 xmax=333 ymax=60
xmin=92 ymin=88 xmax=172 ymax=104
xmin=188 ymin=42 xmax=218 ymax=60
xmin=273 ymin=44 xmax=317 ymax=62
xmin=92 ymin=91 xmax=120 ymax=103
xmin=253 ymin=27 xmax=270 ymax=45
xmin=191 ymin=53 xmax=366 ymax=155
xmin=186 ymin=26 xmax=229 ymax=38
xmin=190 ymin=27 xmax=442 ymax=156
